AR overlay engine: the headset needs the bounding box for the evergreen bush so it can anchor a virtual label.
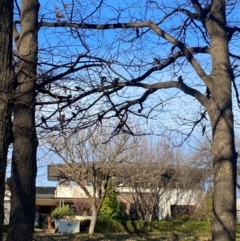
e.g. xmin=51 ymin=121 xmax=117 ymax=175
xmin=50 ymin=204 xmax=74 ymax=219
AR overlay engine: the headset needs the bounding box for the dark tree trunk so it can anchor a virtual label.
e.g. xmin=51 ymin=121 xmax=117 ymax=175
xmin=205 ymin=1 xmax=236 ymax=240
xmin=6 ymin=0 xmax=39 ymax=240
xmin=0 ymin=0 xmax=14 ymax=240
xmin=208 ymin=76 xmax=236 ymax=241
xmin=210 ymin=102 xmax=236 ymax=241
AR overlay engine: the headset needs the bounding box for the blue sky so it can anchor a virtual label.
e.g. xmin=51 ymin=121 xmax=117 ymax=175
xmin=12 ymin=0 xmax=240 ymax=186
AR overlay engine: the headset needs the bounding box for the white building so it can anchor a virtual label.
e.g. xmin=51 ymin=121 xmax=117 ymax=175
xmin=4 ymin=186 xmax=11 ymax=224
xmin=116 ymin=186 xmax=204 ymax=220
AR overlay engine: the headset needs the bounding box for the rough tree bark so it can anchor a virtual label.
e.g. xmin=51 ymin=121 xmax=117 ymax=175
xmin=0 ymin=0 xmax=14 ymax=240
xmin=204 ymin=1 xmax=236 ymax=240
xmin=6 ymin=0 xmax=39 ymax=240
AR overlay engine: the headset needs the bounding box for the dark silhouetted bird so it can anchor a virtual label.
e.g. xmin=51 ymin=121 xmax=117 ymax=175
xmin=178 ymin=76 xmax=183 ymax=83
xmin=153 ymin=57 xmax=160 ymax=64
xmin=41 ymin=116 xmax=48 ymax=127
xmin=136 ymin=28 xmax=139 ymax=37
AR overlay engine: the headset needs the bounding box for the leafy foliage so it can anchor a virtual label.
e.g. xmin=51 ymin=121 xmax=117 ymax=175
xmin=50 ymin=205 xmax=74 ymax=219
xmin=99 ymin=189 xmax=123 ymax=219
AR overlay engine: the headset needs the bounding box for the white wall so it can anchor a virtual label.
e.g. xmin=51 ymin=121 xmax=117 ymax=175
xmin=116 ymin=187 xmax=205 ymax=220
xmin=55 ymin=186 xmax=93 ymax=198
xmin=158 ymin=189 xmax=205 ymax=220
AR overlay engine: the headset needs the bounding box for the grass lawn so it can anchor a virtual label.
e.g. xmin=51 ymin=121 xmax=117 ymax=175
xmin=32 ymin=233 xmax=211 ymax=241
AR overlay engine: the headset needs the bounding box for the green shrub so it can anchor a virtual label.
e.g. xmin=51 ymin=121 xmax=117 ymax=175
xmin=179 ymin=214 xmax=191 ymax=222
xmin=95 ymin=219 xmax=125 ymax=233
xmin=99 ymin=189 xmax=123 ymax=220
xmin=95 ymin=219 xmax=211 ymax=235
xmin=50 ymin=204 xmax=74 ymax=219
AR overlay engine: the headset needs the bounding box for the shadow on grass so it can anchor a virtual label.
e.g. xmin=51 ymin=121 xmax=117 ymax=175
xmin=119 ymin=219 xmax=139 ymax=235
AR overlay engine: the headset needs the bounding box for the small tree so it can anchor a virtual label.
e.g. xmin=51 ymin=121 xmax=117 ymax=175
xmin=99 ymin=189 xmax=122 ymax=220
xmin=120 ymin=138 xmax=182 ymax=221
xmin=47 ymin=127 xmax=138 ymax=234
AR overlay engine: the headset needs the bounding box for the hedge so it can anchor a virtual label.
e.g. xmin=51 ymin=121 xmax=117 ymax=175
xmin=94 ymin=219 xmax=211 ymax=235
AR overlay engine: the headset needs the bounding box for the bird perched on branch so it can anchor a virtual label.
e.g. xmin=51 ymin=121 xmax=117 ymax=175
xmin=75 ymin=86 xmax=84 ymax=91
xmin=67 ymin=95 xmax=72 ymax=108
xmin=98 ymin=113 xmax=104 ymax=125
xmin=206 ymin=87 xmax=211 ymax=99
xmin=72 ymin=112 xmax=77 ymax=118
xmin=136 ymin=27 xmax=139 ymax=37
xmin=41 ymin=116 xmax=48 ymax=127
xmin=113 ymin=78 xmax=119 ymax=88
xmin=153 ymin=57 xmax=160 ymax=64
xmin=202 ymin=125 xmax=206 ymax=136
xmin=101 ymin=76 xmax=107 ymax=85
xmin=178 ymin=76 xmax=183 ymax=83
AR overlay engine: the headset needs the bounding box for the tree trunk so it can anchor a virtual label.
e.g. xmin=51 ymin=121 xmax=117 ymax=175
xmin=0 ymin=0 xmax=14 ymax=240
xmin=6 ymin=0 xmax=39 ymax=240
xmin=209 ymin=94 xmax=236 ymax=241
xmin=204 ymin=1 xmax=236 ymax=240
xmin=88 ymin=194 xmax=106 ymax=235
xmin=89 ymin=206 xmax=98 ymax=235
xmin=208 ymin=39 xmax=236 ymax=241
xmin=208 ymin=72 xmax=236 ymax=240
